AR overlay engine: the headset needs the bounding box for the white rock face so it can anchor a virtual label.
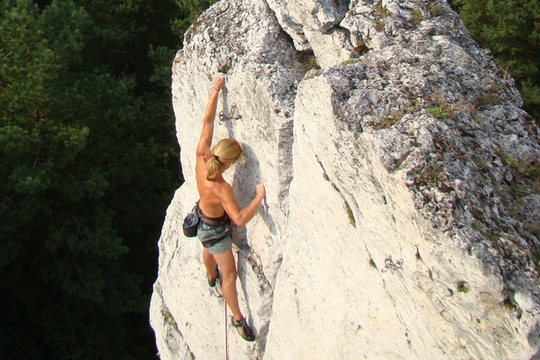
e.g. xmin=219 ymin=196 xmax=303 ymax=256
xmin=266 ymin=0 xmax=353 ymax=66
xmin=150 ymin=0 xmax=540 ymax=359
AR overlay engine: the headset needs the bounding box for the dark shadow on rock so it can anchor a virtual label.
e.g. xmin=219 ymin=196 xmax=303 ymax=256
xmin=260 ymin=197 xmax=277 ymax=236
xmin=230 ymin=143 xmax=261 ymax=246
xmin=236 ymin=246 xmax=254 ymax=330
xmin=528 ymin=320 xmax=540 ymax=360
xmin=220 ymin=87 xmax=239 ymax=139
xmin=235 ymin=244 xmax=273 ymax=357
xmin=229 ymin=143 xmax=278 ymax=239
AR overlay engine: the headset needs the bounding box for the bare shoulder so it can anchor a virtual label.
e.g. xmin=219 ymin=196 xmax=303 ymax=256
xmin=215 ymin=180 xmax=234 ymax=199
xmin=216 ymin=180 xmax=242 ymax=221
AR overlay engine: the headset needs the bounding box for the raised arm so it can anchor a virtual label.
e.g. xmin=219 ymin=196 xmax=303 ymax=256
xmin=196 ymin=73 xmax=225 ymax=157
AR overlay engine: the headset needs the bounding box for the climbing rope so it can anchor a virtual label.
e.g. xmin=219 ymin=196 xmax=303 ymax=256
xmin=224 ymin=299 xmax=229 ymax=360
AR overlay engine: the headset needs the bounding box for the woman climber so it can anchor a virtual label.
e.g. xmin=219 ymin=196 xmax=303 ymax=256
xmin=195 ymin=73 xmax=265 ymax=342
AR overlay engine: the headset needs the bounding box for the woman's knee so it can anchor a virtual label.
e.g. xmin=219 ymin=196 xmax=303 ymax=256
xmin=221 ymin=268 xmax=238 ymax=284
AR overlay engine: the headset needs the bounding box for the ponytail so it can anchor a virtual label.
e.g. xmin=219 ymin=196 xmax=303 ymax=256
xmin=206 ymin=154 xmax=222 ymax=181
xmin=205 ymin=139 xmax=242 ymax=181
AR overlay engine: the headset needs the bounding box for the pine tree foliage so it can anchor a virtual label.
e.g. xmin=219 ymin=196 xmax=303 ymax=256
xmin=0 ymin=0 xmax=204 ymax=358
xmin=171 ymin=0 xmax=217 ymax=40
xmin=450 ymin=0 xmax=540 ymax=120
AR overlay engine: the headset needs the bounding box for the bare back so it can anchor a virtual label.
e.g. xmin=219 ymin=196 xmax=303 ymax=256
xmin=196 ymin=154 xmax=230 ymax=218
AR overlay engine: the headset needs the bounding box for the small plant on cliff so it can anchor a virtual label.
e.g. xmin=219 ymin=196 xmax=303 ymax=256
xmin=487 ymin=233 xmax=501 ymax=244
xmin=412 ymin=165 xmax=447 ymax=188
xmin=497 ymin=147 xmax=540 ymax=195
xmin=430 ymin=4 xmax=443 ymax=17
xmin=375 ymin=5 xmax=392 ymax=18
xmin=411 ymin=9 xmax=423 ymax=24
xmin=498 ymin=147 xmax=520 ymax=168
xmin=374 ymin=20 xmax=385 ymax=32
xmin=426 ymin=106 xmax=449 ymax=119
xmin=300 ymin=53 xmax=320 ymax=72
xmin=345 ymin=203 xmax=356 ymax=227
xmin=477 ymin=94 xmax=500 ymax=108
xmin=304 ymin=69 xmax=324 ymax=80
xmin=474 ymin=156 xmax=488 ymax=171
xmin=162 ymin=309 xmax=177 ymax=326
xmin=457 ymin=281 xmax=469 ymax=293
xmin=374 ymin=5 xmax=393 ymax=31
xmin=218 ymin=64 xmax=231 ymax=73
xmin=502 ymin=297 xmax=516 ymax=311
xmin=342 ymin=59 xmax=361 ymax=66
xmin=366 ymin=111 xmax=403 ymax=130
xmin=355 ymin=44 xmax=370 ymax=56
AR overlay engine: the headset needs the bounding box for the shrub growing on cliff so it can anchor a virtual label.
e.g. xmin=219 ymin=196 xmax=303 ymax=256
xmin=427 ymin=106 xmax=449 ymax=119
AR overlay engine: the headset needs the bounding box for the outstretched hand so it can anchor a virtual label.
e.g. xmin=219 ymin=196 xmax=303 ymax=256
xmin=213 ymin=73 xmax=225 ymax=91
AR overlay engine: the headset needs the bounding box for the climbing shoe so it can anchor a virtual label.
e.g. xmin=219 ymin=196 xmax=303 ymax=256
xmin=207 ymin=267 xmax=219 ymax=288
xmin=231 ymin=317 xmax=255 ymax=342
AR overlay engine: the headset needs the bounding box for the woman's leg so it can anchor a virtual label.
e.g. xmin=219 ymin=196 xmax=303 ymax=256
xmin=213 ymin=249 xmax=244 ymax=321
xmin=202 ymin=248 xmax=218 ymax=280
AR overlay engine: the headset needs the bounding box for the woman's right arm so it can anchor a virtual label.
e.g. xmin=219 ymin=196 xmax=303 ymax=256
xmin=221 ymin=183 xmax=265 ymax=228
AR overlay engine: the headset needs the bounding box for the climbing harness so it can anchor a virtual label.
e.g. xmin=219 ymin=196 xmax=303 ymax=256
xmin=219 ymin=103 xmax=242 ymax=125
xmin=381 ymin=255 xmax=404 ymax=273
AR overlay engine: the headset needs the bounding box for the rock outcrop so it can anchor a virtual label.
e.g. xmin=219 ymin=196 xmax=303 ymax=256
xmin=150 ymin=0 xmax=540 ymax=359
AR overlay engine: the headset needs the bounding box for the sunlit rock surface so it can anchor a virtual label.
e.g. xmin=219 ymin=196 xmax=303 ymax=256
xmin=150 ymin=0 xmax=540 ymax=359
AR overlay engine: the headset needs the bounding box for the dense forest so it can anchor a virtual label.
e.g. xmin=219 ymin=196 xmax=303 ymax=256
xmin=449 ymin=0 xmax=539 ymax=122
xmin=0 ymin=0 xmax=214 ymax=358
xmin=0 ymin=0 xmax=537 ymax=359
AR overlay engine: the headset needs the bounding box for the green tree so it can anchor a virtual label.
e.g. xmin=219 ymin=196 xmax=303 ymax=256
xmin=449 ymin=0 xmax=540 ymax=120
xmin=1 ymin=0 xmax=184 ymax=358
xmin=172 ymin=0 xmax=217 ymax=39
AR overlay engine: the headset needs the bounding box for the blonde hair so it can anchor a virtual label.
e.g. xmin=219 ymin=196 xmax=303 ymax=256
xmin=206 ymin=138 xmax=242 ymax=181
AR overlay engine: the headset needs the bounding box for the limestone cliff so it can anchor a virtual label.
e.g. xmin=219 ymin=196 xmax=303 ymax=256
xmin=150 ymin=0 xmax=540 ymax=359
